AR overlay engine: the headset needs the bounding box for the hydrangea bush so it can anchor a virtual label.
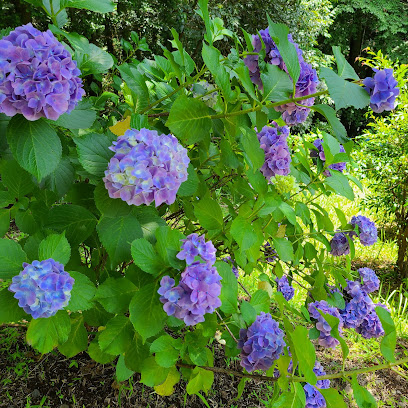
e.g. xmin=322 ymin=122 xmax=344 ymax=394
xmin=0 ymin=0 xmax=404 ymax=406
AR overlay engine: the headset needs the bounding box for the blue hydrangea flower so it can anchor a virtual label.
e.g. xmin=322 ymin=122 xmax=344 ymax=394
xmin=308 ymin=300 xmax=344 ymax=349
xmin=350 ymin=215 xmax=377 ymax=246
xmin=275 ymin=276 xmax=295 ymax=301
xmin=222 ymin=255 xmax=239 ymax=278
xmin=104 ymin=128 xmax=190 ymax=207
xmin=158 ymin=261 xmax=222 ymax=326
xmin=238 ymin=312 xmax=286 ymax=372
xmin=176 ymin=233 xmax=216 ymax=266
xmin=310 ymin=139 xmax=346 ymax=177
xmin=304 ymin=384 xmax=327 ymax=408
xmin=358 ymin=267 xmax=380 ymax=293
xmin=329 ymin=232 xmax=350 ymax=256
xmin=355 ymin=304 xmax=386 ymax=339
xmin=363 ymin=68 xmax=399 ymax=113
xmin=9 ymin=259 xmax=74 ymax=319
xmin=257 ymin=123 xmax=291 ymax=180
xmin=0 ymin=24 xmax=84 ymax=121
xmin=314 ymin=361 xmax=330 ymax=390
xmin=264 ymin=242 xmax=279 ymax=262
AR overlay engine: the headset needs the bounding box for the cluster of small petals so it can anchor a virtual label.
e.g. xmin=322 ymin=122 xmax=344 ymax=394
xmin=313 ymin=361 xmax=330 ymax=390
xmin=363 ymin=68 xmax=399 ymax=113
xmin=350 ymin=215 xmax=378 ymax=246
xmin=103 ymin=128 xmax=190 ymax=207
xmin=222 ymin=255 xmax=239 ymax=278
xmin=275 ymin=276 xmax=295 ymax=301
xmin=177 ymin=233 xmax=216 ymax=266
xmin=158 ymin=262 xmax=222 ymax=326
xmin=257 ymin=123 xmax=291 ymax=180
xmin=271 ymin=174 xmax=299 ymax=194
xmin=329 ymin=232 xmax=350 ymax=256
xmin=264 ymin=242 xmax=279 ymax=262
xmin=304 ymin=384 xmax=327 ymax=408
xmin=9 ymin=259 xmax=74 ymax=319
xmin=308 ymin=300 xmax=343 ymax=348
xmin=311 ymin=139 xmax=346 ymax=177
xmin=0 ymin=24 xmax=84 ymax=121
xmin=358 ymin=267 xmax=380 ymax=293
xmin=355 ymin=304 xmax=386 ymax=339
xmin=238 ymin=312 xmax=286 ymax=372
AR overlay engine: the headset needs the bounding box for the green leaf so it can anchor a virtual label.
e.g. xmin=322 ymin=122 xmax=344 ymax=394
xmin=87 ymin=335 xmax=116 ymax=364
xmin=332 ymin=46 xmax=359 ymax=80
xmin=140 ymin=357 xmax=170 ymax=387
xmin=95 ymin=277 xmax=138 ymax=314
xmin=216 ymin=261 xmax=238 ymax=313
xmin=61 ymin=0 xmax=115 ymax=13
xmin=154 ymin=366 xmax=181 ymax=396
xmin=267 ymin=20 xmax=300 ymax=85
xmin=53 ymin=99 xmax=96 ymax=129
xmin=6 ymin=116 xmax=62 ymax=181
xmin=98 ymin=315 xmax=134 ymax=355
xmin=133 ymin=206 xmax=167 ymax=243
xmin=58 ymin=314 xmax=88 ymax=358
xmin=43 ymin=156 xmax=75 ymax=197
xmin=376 ymin=307 xmax=396 ymax=363
xmin=324 ymin=171 xmax=354 ymax=201
xmin=26 ymin=310 xmax=71 ymax=354
xmin=0 ymin=288 xmax=28 ymax=323
xmin=166 ymin=95 xmax=211 ymax=145
xmin=311 ymin=105 xmax=348 ymax=144
xmin=261 ymin=64 xmax=292 ymax=102
xmin=68 ymin=271 xmax=96 ymax=312
xmin=320 ymin=68 xmax=370 ymax=110
xmin=194 ymin=195 xmax=223 ymax=231
xmin=352 ymin=376 xmax=377 ymax=408
xmin=154 ymin=226 xmax=184 ymax=269
xmin=250 ymin=289 xmax=271 ymax=313
xmin=46 ymin=204 xmax=97 ymax=247
xmin=272 ymin=238 xmax=294 ymax=262
xmin=0 ymin=239 xmax=27 ymax=279
xmin=116 ymin=354 xmax=134 ymax=382
xmin=74 ymin=133 xmax=114 ymax=178
xmin=94 ymin=182 xmax=132 ymax=217
xmin=129 ymin=283 xmax=167 ymax=342
xmin=124 ymin=332 xmax=149 ymax=371
xmin=240 ymin=126 xmax=265 ymax=172
xmin=235 ymin=62 xmax=257 ymax=100
xmin=0 ymin=209 xmax=10 ymax=237
xmin=178 ymin=164 xmax=199 ymax=197
xmin=240 ymin=300 xmax=257 ymax=325
xmin=186 ymin=367 xmax=214 ymax=395
xmin=1 ymin=160 xmax=35 ymax=198
xmin=150 ymin=334 xmax=182 ymax=368
xmin=320 ymin=312 xmax=349 ymax=363
xmin=97 ymin=214 xmax=143 ymax=267
xmin=320 ymin=388 xmax=348 ymax=408
xmin=131 ymin=238 xmax=166 ymax=276
xmin=230 ymin=216 xmax=257 ymax=251
xmin=38 ymin=233 xmax=71 ymax=265
xmin=272 ymin=382 xmax=306 ymax=408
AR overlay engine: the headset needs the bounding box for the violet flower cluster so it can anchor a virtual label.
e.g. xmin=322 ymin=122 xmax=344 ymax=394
xmin=310 ymin=139 xmax=346 ymax=177
xmin=222 ymin=255 xmax=239 ymax=278
xmin=0 ymin=24 xmax=84 ymax=121
xmin=103 ymin=128 xmax=190 ymax=207
xmin=264 ymin=242 xmax=279 ymax=262
xmin=257 ymin=123 xmax=291 ymax=180
xmin=158 ymin=234 xmax=222 ymax=326
xmin=350 ymin=215 xmax=378 ymax=247
xmin=244 ymin=28 xmax=319 ymax=125
xmin=275 ymin=276 xmax=295 ymax=301
xmin=238 ymin=312 xmax=286 ymax=372
xmin=363 ymin=68 xmax=399 ymax=113
xmin=304 ymin=384 xmax=327 ymax=408
xmin=313 ymin=360 xmax=330 ymax=390
xmin=358 ymin=267 xmax=380 ymax=293
xmin=329 ymin=232 xmax=350 ymax=256
xmin=356 ymin=303 xmax=386 ymax=339
xmin=9 ymin=259 xmax=74 ymax=319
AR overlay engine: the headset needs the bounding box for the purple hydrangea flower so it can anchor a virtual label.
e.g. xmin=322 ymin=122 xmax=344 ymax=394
xmin=330 ymin=232 xmax=350 ymax=256
xmin=103 ymin=128 xmax=190 ymax=207
xmin=158 ymin=262 xmax=222 ymax=326
xmin=311 ymin=139 xmax=346 ymax=177
xmin=308 ymin=300 xmax=344 ymax=349
xmin=275 ymin=276 xmax=295 ymax=301
xmin=358 ymin=267 xmax=380 ymax=293
xmin=222 ymin=255 xmax=239 ymax=278
xmin=304 ymin=384 xmax=326 ymax=408
xmin=314 ymin=361 xmax=330 ymax=390
xmin=238 ymin=312 xmax=286 ymax=372
xmin=264 ymin=242 xmax=279 ymax=262
xmin=363 ymin=68 xmax=399 ymax=113
xmin=355 ymin=304 xmax=386 ymax=339
xmin=0 ymin=24 xmax=84 ymax=121
xmin=350 ymin=215 xmax=378 ymax=246
xmin=176 ymin=233 xmax=216 ymax=266
xmin=257 ymin=123 xmax=291 ymax=180
xmin=9 ymin=259 xmax=74 ymax=319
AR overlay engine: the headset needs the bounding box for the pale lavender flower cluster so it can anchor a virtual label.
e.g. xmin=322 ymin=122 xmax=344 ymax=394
xmin=308 ymin=300 xmax=343 ymax=348
xmin=257 ymin=123 xmax=291 ymax=180
xmin=329 ymin=232 xmax=350 ymax=256
xmin=363 ymin=68 xmax=399 ymax=113
xmin=158 ymin=235 xmax=222 ymax=326
xmin=304 ymin=384 xmax=326 ymax=408
xmin=350 ymin=215 xmax=378 ymax=247
xmin=0 ymin=24 xmax=84 ymax=121
xmin=238 ymin=312 xmax=286 ymax=372
xmin=9 ymin=259 xmax=74 ymax=319
xmin=311 ymin=139 xmax=346 ymax=177
xmin=358 ymin=267 xmax=380 ymax=293
xmin=275 ymin=276 xmax=295 ymax=301
xmin=222 ymin=255 xmax=239 ymax=278
xmin=103 ymin=128 xmax=190 ymax=207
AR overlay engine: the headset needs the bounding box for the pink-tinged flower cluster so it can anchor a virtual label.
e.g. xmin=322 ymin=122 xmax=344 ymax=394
xmin=310 ymin=138 xmax=346 ymax=177
xmin=158 ymin=235 xmax=222 ymax=326
xmin=9 ymin=259 xmax=74 ymax=319
xmin=275 ymin=276 xmax=295 ymax=301
xmin=329 ymin=232 xmax=350 ymax=256
xmin=104 ymin=128 xmax=190 ymax=207
xmin=308 ymin=300 xmax=343 ymax=349
xmin=358 ymin=267 xmax=380 ymax=293
xmin=238 ymin=312 xmax=285 ymax=372
xmin=257 ymin=123 xmax=291 ymax=180
xmin=350 ymin=215 xmax=378 ymax=246
xmin=363 ymin=68 xmax=399 ymax=113
xmin=0 ymin=24 xmax=84 ymax=121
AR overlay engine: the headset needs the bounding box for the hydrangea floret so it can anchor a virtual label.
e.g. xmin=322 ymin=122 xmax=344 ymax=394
xmin=350 ymin=215 xmax=378 ymax=246
xmin=358 ymin=267 xmax=380 ymax=293
xmin=329 ymin=232 xmax=350 ymax=256
xmin=355 ymin=304 xmax=386 ymax=339
xmin=238 ymin=312 xmax=285 ymax=372
xmin=0 ymin=24 xmax=84 ymax=120
xmin=363 ymin=68 xmax=399 ymax=113
xmin=304 ymin=384 xmax=327 ymax=408
xmin=9 ymin=259 xmax=74 ymax=319
xmin=311 ymin=139 xmax=346 ymax=177
xmin=275 ymin=275 xmax=295 ymax=301
xmin=177 ymin=233 xmax=216 ymax=265
xmin=271 ymin=174 xmax=299 ymax=194
xmin=313 ymin=360 xmax=330 ymax=390
xmin=103 ymin=128 xmax=190 ymax=207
